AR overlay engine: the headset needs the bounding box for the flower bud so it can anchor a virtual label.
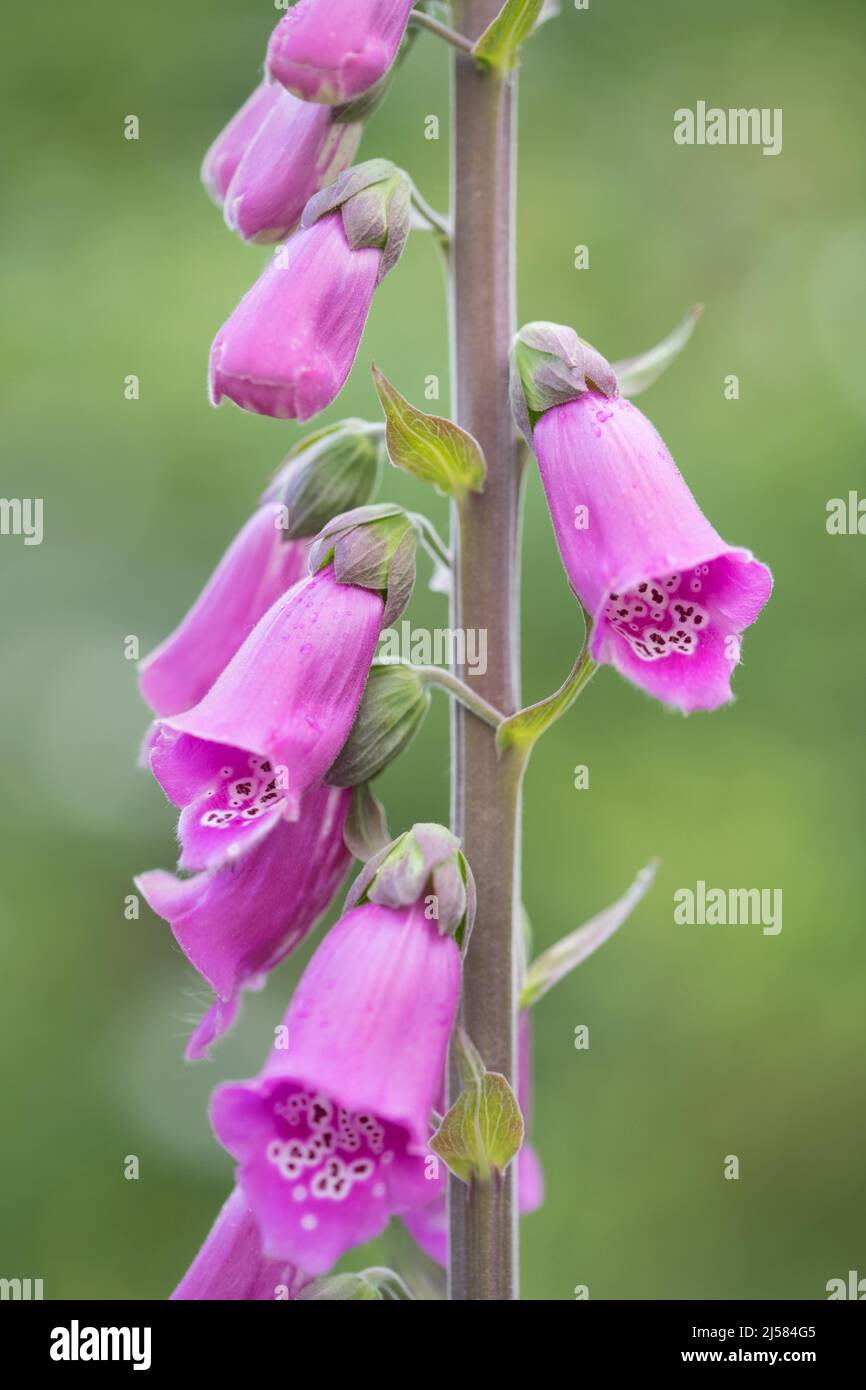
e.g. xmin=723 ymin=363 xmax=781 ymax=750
xmin=326 ymin=662 xmax=430 ymax=787
xmin=308 ymin=504 xmax=418 ymax=626
xmin=262 ymin=419 xmax=385 ymax=541
xmin=301 ymin=158 xmax=412 ymax=283
xmin=266 ymin=0 xmax=416 ymax=107
xmin=209 ymin=164 xmax=411 ymax=422
xmin=201 ymin=83 xmax=281 ymax=205
xmin=223 ymin=90 xmax=362 ymax=244
xmin=509 ymin=320 xmax=618 ymax=442
xmin=346 ymin=822 xmax=475 ymax=943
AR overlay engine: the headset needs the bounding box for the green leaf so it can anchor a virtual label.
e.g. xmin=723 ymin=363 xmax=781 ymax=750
xmin=430 ymin=1033 xmax=524 ymax=1183
xmin=521 ymin=861 xmax=658 ymax=1008
xmin=431 ymin=1072 xmax=524 ymax=1183
xmin=613 ymin=305 xmax=704 ymax=398
xmin=496 ymin=618 xmax=597 ymax=752
xmin=372 ymin=364 xmax=486 ymax=502
xmin=473 ymin=0 xmax=544 ymax=73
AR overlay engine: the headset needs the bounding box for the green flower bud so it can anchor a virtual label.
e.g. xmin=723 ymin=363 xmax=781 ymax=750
xmin=327 ymin=662 xmax=430 ymax=788
xmin=263 ymin=419 xmax=385 ymax=541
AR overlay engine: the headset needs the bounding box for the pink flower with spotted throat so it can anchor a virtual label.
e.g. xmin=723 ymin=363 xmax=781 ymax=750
xmin=511 ymin=323 xmax=772 ymax=713
xmin=147 ymin=565 xmax=384 ymax=868
xmin=210 ymin=897 xmax=461 ymax=1274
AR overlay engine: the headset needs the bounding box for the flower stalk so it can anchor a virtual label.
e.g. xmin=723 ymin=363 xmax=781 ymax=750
xmin=447 ymin=0 xmax=522 ymax=1301
xmin=380 ymin=660 xmax=503 ymax=728
xmin=409 ymin=8 xmax=476 ymax=55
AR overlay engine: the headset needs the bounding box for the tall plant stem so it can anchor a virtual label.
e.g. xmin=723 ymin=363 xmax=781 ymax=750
xmin=447 ymin=1 xmax=523 ymax=1301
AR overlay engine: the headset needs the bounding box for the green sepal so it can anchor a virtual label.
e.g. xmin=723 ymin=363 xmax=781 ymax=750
xmin=308 ymin=504 xmax=418 ymax=627
xmin=343 ymin=782 xmax=392 ymax=862
xmin=510 ymin=321 xmax=618 ymax=442
xmin=612 ymin=305 xmax=703 ymax=398
xmin=345 ymin=822 xmax=475 ymax=945
xmin=301 ymin=160 xmax=411 ymax=282
xmin=372 ymin=364 xmax=486 ymax=502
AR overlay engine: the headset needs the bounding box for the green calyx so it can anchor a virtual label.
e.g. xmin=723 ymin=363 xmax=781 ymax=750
xmin=509 ymin=320 xmax=618 ymax=441
xmin=345 ymin=822 xmax=475 ymax=945
xmin=301 ymin=159 xmax=412 ymax=282
xmin=308 ymin=504 xmax=418 ymax=627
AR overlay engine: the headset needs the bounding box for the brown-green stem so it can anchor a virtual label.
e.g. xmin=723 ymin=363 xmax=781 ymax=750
xmin=447 ymin=0 xmax=523 ymax=1301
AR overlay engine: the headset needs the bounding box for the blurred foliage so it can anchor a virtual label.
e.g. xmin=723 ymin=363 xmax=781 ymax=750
xmin=1 ymin=0 xmax=864 ymax=1301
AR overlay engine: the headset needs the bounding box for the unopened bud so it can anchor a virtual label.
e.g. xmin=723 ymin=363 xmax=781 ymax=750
xmin=263 ymin=420 xmax=385 ymax=541
xmin=510 ymin=320 xmax=618 ymax=441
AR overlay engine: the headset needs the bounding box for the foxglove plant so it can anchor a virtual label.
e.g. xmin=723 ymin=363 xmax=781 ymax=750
xmin=138 ymin=1 xmax=773 ymax=1301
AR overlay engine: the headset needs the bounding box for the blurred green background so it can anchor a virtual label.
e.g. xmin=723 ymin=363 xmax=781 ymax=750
xmin=2 ymin=0 xmax=865 ymax=1301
